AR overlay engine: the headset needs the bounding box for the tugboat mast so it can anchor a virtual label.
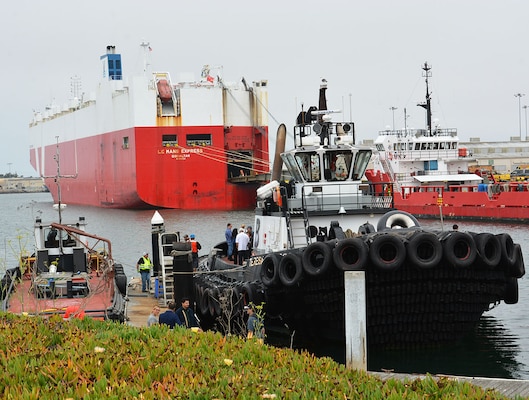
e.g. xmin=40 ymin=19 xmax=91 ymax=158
xmin=417 ymin=62 xmax=433 ymax=136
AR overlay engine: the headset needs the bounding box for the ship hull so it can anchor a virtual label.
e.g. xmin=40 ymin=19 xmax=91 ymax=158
xmin=29 ymin=125 xmax=267 ymax=210
xmin=393 ymin=191 xmax=529 ymax=222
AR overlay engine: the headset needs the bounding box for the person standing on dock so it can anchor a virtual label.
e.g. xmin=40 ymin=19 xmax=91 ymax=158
xmin=189 ymin=234 xmax=201 ymax=270
xmin=225 ymin=223 xmax=234 ymax=261
xmin=137 ymin=251 xmax=153 ymax=293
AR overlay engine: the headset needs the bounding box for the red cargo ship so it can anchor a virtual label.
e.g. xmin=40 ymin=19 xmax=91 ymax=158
xmin=29 ymin=43 xmax=270 ymax=210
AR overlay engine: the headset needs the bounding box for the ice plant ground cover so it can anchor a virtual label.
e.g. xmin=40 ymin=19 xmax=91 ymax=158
xmin=0 ymin=313 xmax=509 ymax=399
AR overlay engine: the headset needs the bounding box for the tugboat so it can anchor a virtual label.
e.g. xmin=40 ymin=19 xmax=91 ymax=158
xmin=0 ymin=145 xmax=127 ymax=321
xmin=153 ymin=80 xmax=525 ymax=352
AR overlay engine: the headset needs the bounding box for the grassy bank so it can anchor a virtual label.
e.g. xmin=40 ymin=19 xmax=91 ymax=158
xmin=0 ymin=313 xmax=509 ymax=399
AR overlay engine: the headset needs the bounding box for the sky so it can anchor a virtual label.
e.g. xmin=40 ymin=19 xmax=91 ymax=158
xmin=1 ymin=0 xmax=528 ymax=177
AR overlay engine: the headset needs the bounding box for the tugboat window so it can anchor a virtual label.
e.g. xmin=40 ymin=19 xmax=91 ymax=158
xmin=295 ymin=152 xmax=320 ymax=182
xmin=352 ymin=150 xmax=372 ymax=180
xmin=323 ymin=151 xmax=353 ymax=181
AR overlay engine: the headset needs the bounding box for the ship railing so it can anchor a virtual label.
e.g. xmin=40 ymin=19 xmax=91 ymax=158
xmin=288 ymin=182 xmax=393 ymax=213
xmin=378 ymin=128 xmax=457 ymax=137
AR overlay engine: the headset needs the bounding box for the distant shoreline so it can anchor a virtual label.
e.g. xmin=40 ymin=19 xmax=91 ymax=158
xmin=0 ymin=177 xmax=48 ymax=193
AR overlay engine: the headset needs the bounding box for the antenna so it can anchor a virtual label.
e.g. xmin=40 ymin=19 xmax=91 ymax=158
xmin=140 ymin=40 xmax=151 ymax=76
xmin=417 ymin=62 xmax=433 ymax=136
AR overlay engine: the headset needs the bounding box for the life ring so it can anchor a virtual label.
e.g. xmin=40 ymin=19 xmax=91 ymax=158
xmin=441 ymin=232 xmax=477 ymax=268
xmin=376 ymin=210 xmax=420 ymax=231
xmin=406 ymin=231 xmax=442 ymax=269
xmin=369 ymin=234 xmax=406 ymax=271
xmin=474 ymin=233 xmax=501 ymax=269
xmin=503 ymin=277 xmax=519 ymax=305
xmin=507 ymin=244 xmax=525 ymax=278
xmin=497 ymin=233 xmax=516 ymax=267
xmin=301 ymin=242 xmax=333 ymax=276
xmin=332 ymin=238 xmax=369 ymax=271
xmin=259 ymin=254 xmax=280 ymax=287
xmin=278 ymin=253 xmax=303 ymax=286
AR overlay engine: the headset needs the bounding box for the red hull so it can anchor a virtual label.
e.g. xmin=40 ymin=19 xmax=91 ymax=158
xmin=394 ymin=191 xmax=529 ymax=222
xmin=29 ymin=125 xmax=269 ymax=210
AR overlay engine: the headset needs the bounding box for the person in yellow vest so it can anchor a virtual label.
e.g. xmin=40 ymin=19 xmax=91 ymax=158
xmin=189 ymin=234 xmax=201 ymax=270
xmin=136 ymin=251 xmax=153 ymax=293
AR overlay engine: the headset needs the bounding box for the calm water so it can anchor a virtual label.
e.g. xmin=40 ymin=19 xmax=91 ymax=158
xmin=1 ymin=192 xmax=528 ymax=379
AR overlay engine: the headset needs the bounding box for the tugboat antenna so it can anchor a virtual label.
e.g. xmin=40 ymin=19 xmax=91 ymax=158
xmin=417 ymin=62 xmax=433 ymax=136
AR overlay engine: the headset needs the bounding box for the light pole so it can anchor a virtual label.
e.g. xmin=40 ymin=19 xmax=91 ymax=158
xmin=520 ymin=105 xmax=528 ymax=141
xmin=514 ymin=93 xmax=525 ymax=138
xmin=389 ymin=106 xmax=398 ymax=131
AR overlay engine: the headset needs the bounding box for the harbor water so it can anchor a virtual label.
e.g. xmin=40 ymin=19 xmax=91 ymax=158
xmin=1 ymin=192 xmax=528 ymax=379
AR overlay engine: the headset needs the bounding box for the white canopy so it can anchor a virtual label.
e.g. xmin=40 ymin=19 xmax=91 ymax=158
xmin=413 ymin=174 xmax=483 ymax=183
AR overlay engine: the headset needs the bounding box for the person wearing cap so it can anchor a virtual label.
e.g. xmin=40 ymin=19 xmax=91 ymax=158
xmin=184 ymin=234 xmax=190 ymax=242
xmin=245 ymin=304 xmax=264 ymax=340
xmin=189 ymin=234 xmax=201 ymax=270
xmin=136 ymin=251 xmax=153 ymax=293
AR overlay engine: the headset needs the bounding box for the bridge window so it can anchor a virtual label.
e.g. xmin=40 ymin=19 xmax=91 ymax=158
xmin=295 ymin=152 xmax=320 ymax=182
xmin=323 ymin=151 xmax=353 ymax=181
xmin=162 ymin=135 xmax=178 ymax=147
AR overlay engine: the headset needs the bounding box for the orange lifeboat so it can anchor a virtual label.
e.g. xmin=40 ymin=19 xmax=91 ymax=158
xmin=156 ymin=79 xmax=172 ymax=102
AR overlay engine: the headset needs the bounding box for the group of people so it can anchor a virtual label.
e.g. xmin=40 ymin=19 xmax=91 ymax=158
xmin=225 ymin=223 xmax=254 ymax=265
xmin=147 ymin=297 xmax=201 ymax=330
xmin=147 ymin=298 xmax=264 ymax=340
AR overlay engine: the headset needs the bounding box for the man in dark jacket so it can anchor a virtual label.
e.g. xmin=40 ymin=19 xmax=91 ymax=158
xmin=158 ymin=301 xmax=182 ymax=328
xmin=175 ymin=297 xmax=200 ymax=329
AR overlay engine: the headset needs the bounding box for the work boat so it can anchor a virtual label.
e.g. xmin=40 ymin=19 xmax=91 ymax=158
xmin=0 ymin=215 xmax=127 ymax=321
xmin=153 ymin=80 xmax=525 ymax=354
xmin=366 ymin=62 xmax=529 ymax=222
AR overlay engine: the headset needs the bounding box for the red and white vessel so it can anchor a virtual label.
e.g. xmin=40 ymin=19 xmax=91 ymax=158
xmin=366 ymin=62 xmax=529 ymax=222
xmin=29 ymin=43 xmax=270 ymax=209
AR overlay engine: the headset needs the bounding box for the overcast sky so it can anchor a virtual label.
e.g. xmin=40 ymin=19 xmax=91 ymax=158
xmin=1 ymin=0 xmax=528 ymax=176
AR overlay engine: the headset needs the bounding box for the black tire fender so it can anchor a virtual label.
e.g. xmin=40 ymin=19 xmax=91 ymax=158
xmin=369 ymin=234 xmax=406 ymax=271
xmin=200 ymin=287 xmax=210 ymax=315
xmin=497 ymin=233 xmax=516 ymax=267
xmin=333 ymin=238 xmax=369 ymax=271
xmin=442 ymin=232 xmax=477 ymax=268
xmin=260 ymin=254 xmax=280 ymax=287
xmin=302 ymin=241 xmax=333 ymax=276
xmin=475 ymin=233 xmax=501 ymax=269
xmin=406 ymin=231 xmax=443 ymax=269
xmin=504 ymin=277 xmax=519 ymax=304
xmin=507 ymin=244 xmax=526 ymax=278
xmin=278 ymin=253 xmax=303 ymax=286
xmin=114 ymin=274 xmax=128 ymax=295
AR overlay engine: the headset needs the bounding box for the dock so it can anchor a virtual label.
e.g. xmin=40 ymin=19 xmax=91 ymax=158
xmin=125 ymin=283 xmax=163 ymax=327
xmin=123 ymin=286 xmax=529 ymax=399
xmin=371 ymin=371 xmax=529 ymax=399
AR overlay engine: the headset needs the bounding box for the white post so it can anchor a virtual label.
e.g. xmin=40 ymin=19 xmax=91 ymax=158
xmin=344 ymin=271 xmax=367 ymax=370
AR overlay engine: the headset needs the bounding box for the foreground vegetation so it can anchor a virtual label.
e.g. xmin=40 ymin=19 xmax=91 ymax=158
xmin=0 ymin=313 xmax=510 ymax=399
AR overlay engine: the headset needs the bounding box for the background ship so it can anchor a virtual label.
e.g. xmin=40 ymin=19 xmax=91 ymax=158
xmin=365 ymin=62 xmax=529 ymax=222
xmin=29 ymin=44 xmax=270 ymax=210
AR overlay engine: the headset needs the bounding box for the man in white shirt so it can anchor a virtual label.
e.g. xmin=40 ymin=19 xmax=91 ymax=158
xmin=235 ymin=228 xmax=250 ymax=265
